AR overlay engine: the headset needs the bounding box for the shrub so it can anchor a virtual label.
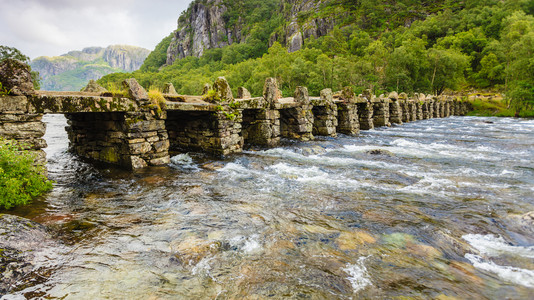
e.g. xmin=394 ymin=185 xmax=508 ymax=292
xmin=0 ymin=138 xmax=53 ymax=209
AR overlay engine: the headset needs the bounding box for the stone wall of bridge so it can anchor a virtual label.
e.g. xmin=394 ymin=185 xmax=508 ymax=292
xmin=0 ymin=75 xmax=472 ymax=170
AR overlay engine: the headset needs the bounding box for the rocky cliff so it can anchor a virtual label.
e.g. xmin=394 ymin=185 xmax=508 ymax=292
xmin=277 ymin=0 xmax=334 ymax=53
xmin=165 ymin=0 xmax=335 ymax=66
xmin=166 ymin=0 xmax=239 ymax=65
xmin=31 ymin=45 xmax=150 ymax=91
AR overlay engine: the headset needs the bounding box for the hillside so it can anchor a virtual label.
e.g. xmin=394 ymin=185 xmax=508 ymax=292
xmin=99 ymin=0 xmax=534 ymax=116
xmin=31 ymin=45 xmax=150 ymax=91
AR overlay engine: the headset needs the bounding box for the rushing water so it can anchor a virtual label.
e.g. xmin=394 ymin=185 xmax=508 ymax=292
xmin=3 ymin=114 xmax=534 ymax=299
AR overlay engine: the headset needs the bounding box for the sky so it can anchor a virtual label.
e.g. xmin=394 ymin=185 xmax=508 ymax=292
xmin=0 ymin=0 xmax=192 ymax=59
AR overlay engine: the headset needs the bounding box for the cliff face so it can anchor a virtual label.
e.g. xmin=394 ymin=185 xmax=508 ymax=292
xmin=166 ymin=0 xmax=242 ymax=65
xmin=279 ymin=0 xmax=334 ymax=53
xmin=31 ymin=45 xmax=150 ymax=91
xmin=165 ymin=0 xmax=333 ymax=65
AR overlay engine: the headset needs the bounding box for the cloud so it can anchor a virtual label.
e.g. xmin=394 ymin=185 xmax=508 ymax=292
xmin=0 ymin=0 xmax=190 ymax=59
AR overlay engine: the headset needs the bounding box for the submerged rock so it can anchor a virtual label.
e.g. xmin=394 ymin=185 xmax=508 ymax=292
xmin=336 ymin=230 xmax=377 ymax=250
xmin=366 ymin=149 xmax=395 ymax=156
xmin=0 ymin=214 xmax=54 ymax=294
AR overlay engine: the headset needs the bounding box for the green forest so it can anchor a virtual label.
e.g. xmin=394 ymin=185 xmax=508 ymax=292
xmin=99 ymin=0 xmax=534 ymax=116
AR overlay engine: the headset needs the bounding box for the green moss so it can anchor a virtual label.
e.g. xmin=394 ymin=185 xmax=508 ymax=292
xmin=100 ymin=147 xmax=120 ymax=163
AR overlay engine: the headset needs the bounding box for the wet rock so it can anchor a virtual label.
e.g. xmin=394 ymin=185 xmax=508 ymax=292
xmin=213 ymin=76 xmax=233 ymax=102
xmin=122 ymin=78 xmax=148 ymax=100
xmin=0 ymin=214 xmax=53 ymax=294
xmin=336 ymin=230 xmax=377 ymax=250
xmin=202 ymin=161 xmax=225 ymax=170
xmin=366 ymin=149 xmax=395 ymax=156
xmin=171 ymin=235 xmax=223 ymax=266
xmin=237 ymin=86 xmax=251 ymax=99
xmin=0 ymin=58 xmax=35 ymax=95
xmin=163 ymin=82 xmax=178 ymax=95
xmin=300 ymin=145 xmax=326 ymax=156
xmin=81 ymin=79 xmax=107 ymax=93
xmin=521 ymin=211 xmax=534 ymax=223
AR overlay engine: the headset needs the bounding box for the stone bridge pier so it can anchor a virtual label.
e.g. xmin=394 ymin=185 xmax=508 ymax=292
xmin=335 ymin=87 xmax=359 ymax=135
xmin=1 ymin=61 xmax=474 ymax=171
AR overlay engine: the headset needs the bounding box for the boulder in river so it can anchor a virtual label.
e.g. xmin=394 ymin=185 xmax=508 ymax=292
xmin=0 ymin=214 xmax=54 ymax=294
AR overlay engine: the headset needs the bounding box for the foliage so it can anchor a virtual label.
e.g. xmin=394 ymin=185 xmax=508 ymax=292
xmin=140 ymin=34 xmax=174 ymax=72
xmin=0 ymin=138 xmax=53 ymax=210
xmin=98 ymin=0 xmax=533 ymax=115
xmin=0 ymin=81 xmax=11 ymax=96
xmin=0 ymin=45 xmax=41 ymax=90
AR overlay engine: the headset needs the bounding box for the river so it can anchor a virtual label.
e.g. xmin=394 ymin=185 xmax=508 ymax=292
xmin=3 ymin=114 xmax=534 ymax=299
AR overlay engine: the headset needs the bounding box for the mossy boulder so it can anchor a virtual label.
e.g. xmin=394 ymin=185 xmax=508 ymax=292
xmin=0 ymin=58 xmax=35 ymax=96
xmin=213 ymin=76 xmax=233 ymax=102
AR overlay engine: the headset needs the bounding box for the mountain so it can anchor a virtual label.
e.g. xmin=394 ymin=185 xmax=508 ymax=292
xmin=99 ymin=0 xmax=533 ymax=115
xmin=161 ymin=0 xmax=447 ymax=67
xmin=31 ymin=45 xmax=150 ymax=91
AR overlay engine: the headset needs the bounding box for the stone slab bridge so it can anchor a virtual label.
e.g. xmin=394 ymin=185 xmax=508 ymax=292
xmin=0 ymin=77 xmax=471 ymax=169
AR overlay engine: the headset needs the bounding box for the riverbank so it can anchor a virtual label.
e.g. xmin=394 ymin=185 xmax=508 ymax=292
xmin=464 ymin=92 xmax=534 ymax=118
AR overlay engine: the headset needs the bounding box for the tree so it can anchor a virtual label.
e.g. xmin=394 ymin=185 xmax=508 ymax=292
xmin=428 ymin=47 xmax=469 ymax=95
xmin=501 ymin=11 xmax=534 ymax=112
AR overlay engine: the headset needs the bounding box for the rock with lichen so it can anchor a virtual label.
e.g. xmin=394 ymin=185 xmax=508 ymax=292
xmin=0 ymin=58 xmax=35 ymax=95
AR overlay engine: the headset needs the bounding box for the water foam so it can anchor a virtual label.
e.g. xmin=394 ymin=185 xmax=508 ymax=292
xmin=463 ymin=234 xmax=534 ymax=259
xmin=463 ymin=234 xmax=534 ymax=288
xmin=343 ymin=256 xmax=372 ymax=293
xmin=170 ymin=154 xmax=199 ymax=171
xmin=465 ymin=254 xmax=534 ymax=287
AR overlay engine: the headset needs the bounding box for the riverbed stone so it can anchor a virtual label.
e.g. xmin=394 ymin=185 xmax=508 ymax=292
xmin=0 ymin=214 xmax=55 ymax=294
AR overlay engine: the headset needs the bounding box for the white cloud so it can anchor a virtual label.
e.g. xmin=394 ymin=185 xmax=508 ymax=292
xmin=0 ymin=0 xmax=190 ymax=59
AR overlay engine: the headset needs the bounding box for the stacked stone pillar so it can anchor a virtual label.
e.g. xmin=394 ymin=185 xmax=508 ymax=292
xmin=336 ymin=87 xmax=360 ymax=135
xmin=388 ymin=92 xmax=403 ymax=125
xmin=415 ymin=94 xmax=424 ymax=120
xmin=240 ymin=79 xmax=281 ymax=147
xmin=241 ymin=108 xmax=280 ymax=147
xmin=311 ymin=89 xmax=338 ymax=137
xmin=279 ymin=86 xmax=314 ymax=141
xmin=356 ymin=99 xmax=374 ymax=130
xmin=372 ymin=96 xmax=391 ymax=127
xmin=433 ymin=98 xmax=441 ymax=118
